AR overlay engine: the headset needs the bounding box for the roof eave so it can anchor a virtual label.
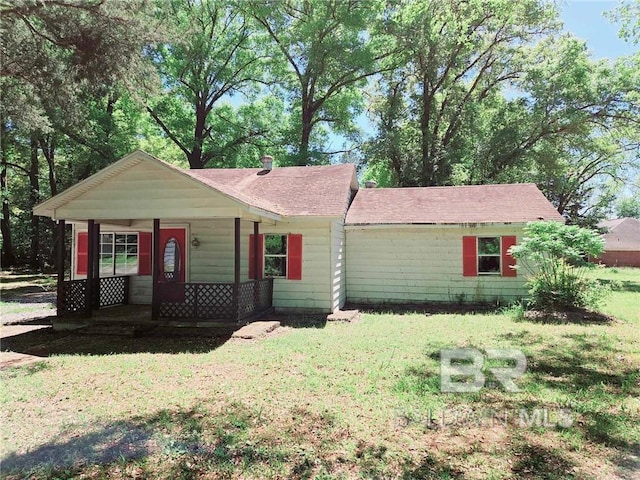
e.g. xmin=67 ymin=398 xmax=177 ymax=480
xmin=344 ymin=220 xmax=559 ymax=229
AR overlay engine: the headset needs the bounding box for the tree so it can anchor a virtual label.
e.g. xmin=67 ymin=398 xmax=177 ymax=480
xmin=252 ymin=0 xmax=393 ymax=165
xmin=1 ymin=0 xmax=157 ymax=269
xmin=510 ymin=221 xmax=607 ymax=311
xmin=616 ymin=196 xmax=640 ymax=218
xmin=1 ymin=0 xmax=155 ymax=130
xmin=146 ymin=0 xmax=273 ymax=169
xmin=364 ymin=5 xmax=639 ymax=228
xmin=519 ymin=36 xmax=640 ymax=225
xmin=607 ymin=0 xmax=640 ymax=45
xmin=369 ymin=0 xmax=558 ymax=186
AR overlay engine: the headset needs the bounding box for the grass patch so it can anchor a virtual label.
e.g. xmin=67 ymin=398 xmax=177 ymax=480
xmin=1 ymin=268 xmax=639 ymax=479
xmin=584 ymin=266 xmax=640 ymax=325
xmin=0 ymin=272 xmax=56 ymax=293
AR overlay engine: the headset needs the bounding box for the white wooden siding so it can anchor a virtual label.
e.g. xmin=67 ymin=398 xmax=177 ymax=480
xmin=56 ymin=161 xmax=251 ymax=220
xmin=189 ymin=218 xmax=251 ymax=283
xmin=346 ymin=225 xmax=528 ymax=303
xmin=330 ymin=220 xmax=346 ymax=312
xmin=261 ymin=221 xmax=333 ymax=312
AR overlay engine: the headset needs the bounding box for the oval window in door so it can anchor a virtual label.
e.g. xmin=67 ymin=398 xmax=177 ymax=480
xmin=163 ymin=237 xmax=181 ymax=282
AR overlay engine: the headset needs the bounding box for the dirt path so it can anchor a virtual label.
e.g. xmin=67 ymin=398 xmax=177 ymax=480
xmin=1 ymin=273 xmax=56 ymax=368
xmin=0 ymin=323 xmax=53 ymax=369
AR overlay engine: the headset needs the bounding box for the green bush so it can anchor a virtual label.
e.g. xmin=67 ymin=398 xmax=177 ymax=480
xmin=510 ymin=222 xmax=608 ymax=311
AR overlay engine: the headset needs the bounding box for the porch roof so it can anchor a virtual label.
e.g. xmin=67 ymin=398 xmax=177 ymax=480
xmin=34 ymin=150 xmax=357 ymax=221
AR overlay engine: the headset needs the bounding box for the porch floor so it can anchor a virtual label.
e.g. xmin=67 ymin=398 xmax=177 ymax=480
xmin=52 ymin=304 xmax=273 ymax=332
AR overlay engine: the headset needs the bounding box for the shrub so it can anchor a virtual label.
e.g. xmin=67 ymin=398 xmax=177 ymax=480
xmin=510 ymin=222 xmax=608 ymax=311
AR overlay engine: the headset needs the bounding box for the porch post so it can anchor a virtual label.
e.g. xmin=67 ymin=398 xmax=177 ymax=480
xmin=85 ymin=219 xmax=95 ymax=317
xmin=253 ymin=222 xmax=260 ymax=280
xmin=92 ymin=222 xmax=100 ymax=308
xmin=253 ymin=221 xmax=260 ymax=311
xmin=151 ymin=218 xmax=160 ymax=320
xmin=233 ymin=217 xmax=241 ymax=318
xmin=56 ymin=219 xmax=65 ymax=316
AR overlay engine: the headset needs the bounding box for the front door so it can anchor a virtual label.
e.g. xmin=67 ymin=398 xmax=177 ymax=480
xmin=158 ymin=228 xmax=186 ymax=283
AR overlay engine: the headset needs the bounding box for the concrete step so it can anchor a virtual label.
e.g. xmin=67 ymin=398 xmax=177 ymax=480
xmin=231 ymin=321 xmax=280 ymax=340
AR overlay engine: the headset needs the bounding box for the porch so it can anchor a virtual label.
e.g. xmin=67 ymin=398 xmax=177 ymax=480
xmin=55 ymin=217 xmax=273 ymax=324
xmin=58 ymin=277 xmax=274 ymax=323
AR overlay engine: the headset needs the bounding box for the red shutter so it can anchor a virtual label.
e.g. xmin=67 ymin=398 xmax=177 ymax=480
xmin=249 ymin=234 xmax=264 ymax=279
xmin=76 ymin=232 xmax=88 ymax=275
xmin=138 ymin=232 xmax=152 ymax=275
xmin=462 ymin=236 xmax=477 ymax=277
xmin=501 ymin=236 xmax=517 ymax=277
xmin=287 ymin=234 xmax=303 ymax=280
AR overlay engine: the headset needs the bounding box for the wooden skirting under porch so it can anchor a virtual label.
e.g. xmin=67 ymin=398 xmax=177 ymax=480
xmin=56 ymin=278 xmax=274 ymax=327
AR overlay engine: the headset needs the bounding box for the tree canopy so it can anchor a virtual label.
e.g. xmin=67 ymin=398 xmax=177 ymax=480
xmin=2 ymin=0 xmax=638 ymax=269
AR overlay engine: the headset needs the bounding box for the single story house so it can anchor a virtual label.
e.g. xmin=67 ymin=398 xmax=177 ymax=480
xmin=595 ymin=218 xmax=640 ymax=268
xmin=34 ymin=150 xmax=562 ymax=323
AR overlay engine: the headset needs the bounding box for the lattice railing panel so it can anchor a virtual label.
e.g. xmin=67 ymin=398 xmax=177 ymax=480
xmin=194 ymin=283 xmax=235 ymax=319
xmin=237 ymin=282 xmax=255 ymax=319
xmin=256 ymin=278 xmax=273 ymax=311
xmin=60 ymin=280 xmax=86 ymax=315
xmin=98 ymin=276 xmax=129 ymax=307
xmin=158 ymin=283 xmax=236 ymax=320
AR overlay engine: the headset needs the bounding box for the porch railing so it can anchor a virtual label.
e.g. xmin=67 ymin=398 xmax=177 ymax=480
xmin=157 ymin=278 xmax=274 ymax=322
xmin=58 ymin=276 xmax=130 ymax=316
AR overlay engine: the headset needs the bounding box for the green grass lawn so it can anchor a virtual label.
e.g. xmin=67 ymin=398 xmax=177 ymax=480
xmin=584 ymin=266 xmax=640 ymax=325
xmin=1 ymin=268 xmax=639 ymax=479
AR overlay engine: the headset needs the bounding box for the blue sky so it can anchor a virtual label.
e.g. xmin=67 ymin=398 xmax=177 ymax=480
xmin=559 ymin=0 xmax=635 ymax=59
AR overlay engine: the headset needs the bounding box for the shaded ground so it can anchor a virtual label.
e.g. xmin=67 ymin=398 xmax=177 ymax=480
xmin=1 ymin=272 xmax=56 ymax=324
xmin=523 ymin=308 xmax=619 ymax=325
xmin=2 ymin=269 xmax=639 ymax=479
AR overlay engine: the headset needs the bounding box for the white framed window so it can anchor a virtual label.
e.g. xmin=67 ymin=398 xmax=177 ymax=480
xmin=99 ymin=233 xmax=139 ymax=276
xmin=264 ymin=234 xmax=287 ymax=278
xmin=477 ymin=237 xmax=500 ymax=274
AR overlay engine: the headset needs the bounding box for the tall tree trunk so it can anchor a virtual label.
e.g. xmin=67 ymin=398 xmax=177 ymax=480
xmin=28 ymin=135 xmax=40 ymax=269
xmin=420 ymin=74 xmax=433 ymax=187
xmin=189 ymin=99 xmax=207 ymax=169
xmin=0 ymin=121 xmax=15 ymax=268
xmin=40 ymin=134 xmax=58 ymax=196
xmin=299 ymin=106 xmax=313 ymax=166
xmin=40 ymin=135 xmax=58 ymax=268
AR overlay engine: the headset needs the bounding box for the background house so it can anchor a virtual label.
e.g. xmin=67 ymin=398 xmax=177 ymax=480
xmin=596 ymin=218 xmax=640 ymax=268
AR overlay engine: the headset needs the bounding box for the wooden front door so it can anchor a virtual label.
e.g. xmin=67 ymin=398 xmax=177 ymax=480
xmin=158 ymin=228 xmax=186 ymax=283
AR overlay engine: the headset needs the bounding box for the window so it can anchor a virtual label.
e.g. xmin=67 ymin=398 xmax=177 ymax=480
xmin=99 ymin=233 xmax=138 ymax=276
xmin=249 ymin=233 xmax=302 ymax=280
xmin=162 ymin=237 xmax=180 ymax=281
xmin=478 ymin=237 xmax=500 ymax=274
xmin=462 ymin=236 xmax=517 ymax=277
xmin=264 ymin=234 xmax=287 ymax=277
